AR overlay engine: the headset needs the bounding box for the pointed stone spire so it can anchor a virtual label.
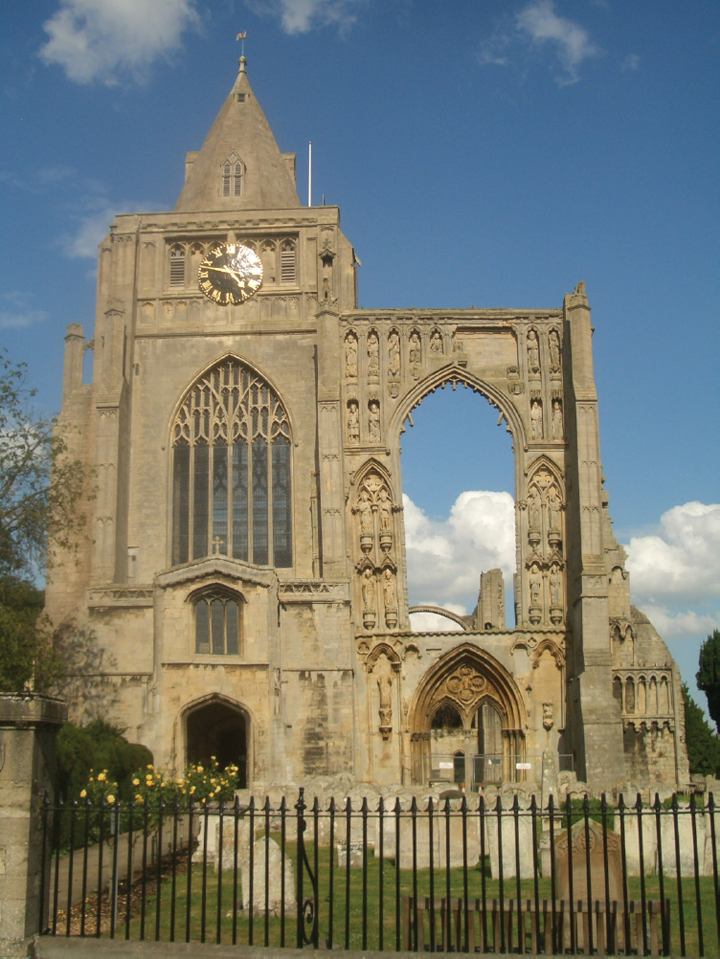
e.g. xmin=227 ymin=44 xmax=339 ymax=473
xmin=175 ymin=58 xmax=300 ymax=212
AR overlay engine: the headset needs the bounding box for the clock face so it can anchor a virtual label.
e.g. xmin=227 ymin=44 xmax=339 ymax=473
xmin=198 ymin=243 xmax=263 ymax=305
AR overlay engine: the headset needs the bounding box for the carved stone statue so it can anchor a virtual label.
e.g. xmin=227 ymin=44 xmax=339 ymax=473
xmin=362 ymin=568 xmax=375 ymax=610
xmin=530 ymin=399 xmax=543 ymax=440
xmin=551 ymin=398 xmax=563 ymax=440
xmin=543 ymin=702 xmax=554 ymax=730
xmin=550 ymin=565 xmax=562 ymax=607
xmin=527 ymin=487 xmax=541 ymax=530
xmin=529 ymin=568 xmax=542 ymax=607
xmin=377 ymin=672 xmax=393 ymax=728
xmin=368 ymin=400 xmax=381 ymax=443
xmin=377 ymin=486 xmax=392 ymax=531
xmin=382 ymin=568 xmax=397 ymax=609
xmin=345 ymin=332 xmax=358 ymax=378
xmin=549 ymin=329 xmax=561 ymax=371
xmin=547 ymin=486 xmax=561 ymax=529
xmin=388 ymin=331 xmax=400 ymax=376
xmin=347 ymin=400 xmax=359 ymax=443
xmin=430 ymin=330 xmax=443 ymax=354
xmin=527 ymin=329 xmax=540 ymax=371
xmin=358 ymin=489 xmax=373 ymax=534
xmin=367 ymin=330 xmax=379 ymax=375
xmin=409 ymin=331 xmax=421 ymax=366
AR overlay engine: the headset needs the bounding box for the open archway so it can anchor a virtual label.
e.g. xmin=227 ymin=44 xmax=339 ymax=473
xmin=185 ymin=695 xmax=249 ymax=787
xmin=398 ymin=380 xmax=516 ymax=630
xmin=409 ymin=643 xmax=527 ymax=787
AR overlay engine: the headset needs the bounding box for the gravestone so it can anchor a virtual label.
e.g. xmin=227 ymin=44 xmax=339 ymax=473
xmin=555 ymin=819 xmax=622 ymax=901
xmin=240 ymin=836 xmax=296 ymax=917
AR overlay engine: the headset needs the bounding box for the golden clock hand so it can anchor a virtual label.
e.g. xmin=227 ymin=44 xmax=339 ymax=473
xmin=205 ymin=265 xmax=242 ymax=277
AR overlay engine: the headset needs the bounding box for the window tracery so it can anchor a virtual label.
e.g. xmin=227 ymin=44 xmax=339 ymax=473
xmin=193 ymin=587 xmax=242 ymax=656
xmin=222 ymin=154 xmax=244 ymax=198
xmin=172 ymin=358 xmax=292 ymax=568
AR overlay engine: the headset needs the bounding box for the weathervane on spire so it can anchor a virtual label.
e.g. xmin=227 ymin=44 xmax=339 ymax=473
xmin=236 ymin=31 xmax=247 ymax=57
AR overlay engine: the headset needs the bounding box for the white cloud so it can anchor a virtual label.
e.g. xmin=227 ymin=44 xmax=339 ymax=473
xmin=39 ymin=0 xmax=199 ymax=85
xmin=620 ymin=53 xmax=640 ymax=72
xmin=638 ymin=606 xmax=720 ymax=643
xmin=248 ymin=0 xmax=368 ymax=35
xmin=0 ymin=292 xmax=49 ymax=330
xmin=479 ymin=1 xmax=600 ymax=87
xmin=624 ymin=502 xmax=720 ymax=604
xmin=60 ymin=198 xmax=162 ymax=258
xmin=516 ymin=0 xmax=600 ymax=85
xmin=403 ymin=490 xmax=515 ymax=610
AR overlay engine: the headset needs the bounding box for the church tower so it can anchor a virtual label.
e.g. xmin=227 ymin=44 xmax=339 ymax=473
xmin=48 ymin=57 xmax=689 ymax=794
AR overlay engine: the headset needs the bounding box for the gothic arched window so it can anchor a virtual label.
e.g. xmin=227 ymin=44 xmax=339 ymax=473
xmin=222 ymin=155 xmax=244 ymax=198
xmin=280 ymin=239 xmax=296 ymax=284
xmin=193 ymin=587 xmax=242 ymax=655
xmin=172 ymin=358 xmax=292 ymax=568
xmin=169 ymin=244 xmax=186 ymax=287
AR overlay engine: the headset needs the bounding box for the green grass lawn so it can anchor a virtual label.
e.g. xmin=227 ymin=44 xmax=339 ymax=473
xmin=101 ymin=836 xmax=720 ymax=955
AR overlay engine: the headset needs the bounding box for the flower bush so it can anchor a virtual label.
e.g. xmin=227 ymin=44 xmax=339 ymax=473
xmin=78 ymin=768 xmax=119 ymax=807
xmin=182 ymin=757 xmax=239 ymax=805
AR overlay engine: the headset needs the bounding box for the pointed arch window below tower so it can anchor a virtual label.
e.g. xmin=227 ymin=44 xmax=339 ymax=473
xmin=169 ymin=245 xmax=186 ymax=287
xmin=280 ymin=240 xmax=296 ymax=284
xmin=172 ymin=358 xmax=293 ymax=568
xmin=222 ymin=155 xmax=244 ymax=198
xmin=194 ymin=588 xmax=242 ymax=656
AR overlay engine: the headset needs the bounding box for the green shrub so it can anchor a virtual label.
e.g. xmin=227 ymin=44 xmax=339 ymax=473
xmin=56 ymin=720 xmax=153 ymax=803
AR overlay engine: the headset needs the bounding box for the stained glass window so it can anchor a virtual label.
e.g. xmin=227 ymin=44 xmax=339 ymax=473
xmin=172 ymin=359 xmax=292 ymax=568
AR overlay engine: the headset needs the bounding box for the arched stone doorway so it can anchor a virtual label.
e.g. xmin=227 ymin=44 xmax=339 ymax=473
xmin=185 ymin=696 xmax=249 ymax=787
xmin=409 ymin=644 xmax=526 ymax=788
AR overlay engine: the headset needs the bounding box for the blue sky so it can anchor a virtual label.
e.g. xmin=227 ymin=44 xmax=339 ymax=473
xmin=1 ymin=1 xmax=718 ymax=708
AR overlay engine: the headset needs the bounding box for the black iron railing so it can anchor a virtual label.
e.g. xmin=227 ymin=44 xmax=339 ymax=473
xmin=39 ymin=790 xmax=720 ymax=955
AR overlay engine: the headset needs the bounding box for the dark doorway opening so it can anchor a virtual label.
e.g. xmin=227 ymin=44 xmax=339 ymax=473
xmin=186 ymin=700 xmax=248 ymax=787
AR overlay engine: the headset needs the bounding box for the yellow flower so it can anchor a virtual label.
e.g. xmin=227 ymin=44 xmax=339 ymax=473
xmin=89 ymin=777 xmax=94 ymax=783
xmin=135 ymin=794 xmax=143 ymax=802
xmin=190 ymin=785 xmax=196 ymax=794
xmin=197 ymin=765 xmax=203 ymax=773
xmin=147 ymin=764 xmax=153 ymax=770
xmin=97 ymin=772 xmax=106 ymax=782
xmin=133 ymin=778 xmax=140 ymax=786
xmin=214 ymin=786 xmax=221 ymax=794
xmin=80 ymin=789 xmax=87 ymax=799
xmin=107 ymin=795 xmax=115 ymax=804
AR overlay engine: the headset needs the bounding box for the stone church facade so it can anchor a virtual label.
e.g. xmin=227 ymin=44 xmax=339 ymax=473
xmin=46 ymin=59 xmax=689 ymax=794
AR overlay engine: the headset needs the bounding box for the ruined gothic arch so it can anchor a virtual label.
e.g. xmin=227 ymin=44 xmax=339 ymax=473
xmin=180 ymin=692 xmax=253 ymax=787
xmin=411 ymin=642 xmax=527 ymax=730
xmin=408 ymin=643 xmax=527 ymax=782
xmin=389 ymin=364 xmax=526 ymax=462
xmin=408 ymin=605 xmax=468 ymax=630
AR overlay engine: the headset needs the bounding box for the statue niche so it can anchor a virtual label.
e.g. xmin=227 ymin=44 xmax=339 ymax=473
xmin=352 ymin=467 xmax=400 ymax=631
xmin=345 ymin=331 xmax=358 ymax=379
xmin=524 ymin=464 xmax=565 ymax=627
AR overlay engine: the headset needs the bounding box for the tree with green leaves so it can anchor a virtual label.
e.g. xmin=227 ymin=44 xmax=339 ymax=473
xmin=0 ymin=348 xmax=92 ymax=692
xmin=682 ymin=683 xmax=720 ymax=777
xmin=697 ymin=629 xmax=720 ymax=734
